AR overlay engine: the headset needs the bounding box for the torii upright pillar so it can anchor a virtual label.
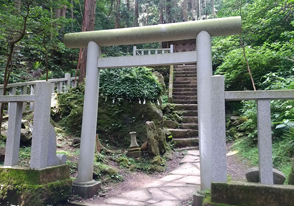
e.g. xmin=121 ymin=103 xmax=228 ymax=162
xmin=72 ymin=41 xmax=101 ymax=198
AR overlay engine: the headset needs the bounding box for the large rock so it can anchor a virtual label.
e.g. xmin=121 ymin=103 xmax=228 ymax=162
xmin=245 ymin=167 xmax=286 ymax=184
xmin=146 ymin=121 xmax=160 ymax=156
xmin=288 ymin=161 xmax=294 ymax=185
xmin=153 ymin=71 xmax=166 ymax=94
xmin=97 ymin=99 xmax=164 ymax=148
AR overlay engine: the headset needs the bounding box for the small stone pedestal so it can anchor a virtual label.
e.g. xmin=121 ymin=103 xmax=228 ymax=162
xmin=72 ymin=180 xmax=102 ymax=199
xmin=193 ymin=190 xmax=205 ymax=206
xmin=126 ymin=132 xmax=141 ymax=158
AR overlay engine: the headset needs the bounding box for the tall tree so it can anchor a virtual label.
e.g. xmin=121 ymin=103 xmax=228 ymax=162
xmin=159 ymin=0 xmax=163 ymax=23
xmin=115 ymin=0 xmax=121 ymax=28
xmin=78 ymin=0 xmax=97 ymax=83
xmin=134 ymin=0 xmax=138 ymax=26
xmin=198 ymin=0 xmax=201 ymax=19
xmin=182 ymin=0 xmax=188 ymax=21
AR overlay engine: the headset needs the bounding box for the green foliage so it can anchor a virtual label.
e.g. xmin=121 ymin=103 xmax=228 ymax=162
xmin=100 ymin=67 xmax=162 ymax=101
xmin=213 ymin=0 xmax=294 ymax=90
xmin=56 ymin=68 xmax=163 ymax=144
xmin=116 ymin=155 xmax=166 ymax=173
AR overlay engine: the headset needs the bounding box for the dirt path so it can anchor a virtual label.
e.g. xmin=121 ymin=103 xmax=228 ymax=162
xmin=71 ymin=144 xmax=251 ymax=205
xmin=226 ymin=142 xmax=251 ymax=181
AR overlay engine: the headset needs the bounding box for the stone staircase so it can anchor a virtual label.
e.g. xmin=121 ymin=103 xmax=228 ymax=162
xmin=167 ymin=64 xmax=199 ymax=149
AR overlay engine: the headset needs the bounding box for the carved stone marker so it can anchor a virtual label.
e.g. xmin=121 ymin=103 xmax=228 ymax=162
xmin=129 ymin=131 xmax=139 ymax=148
xmin=126 ymin=131 xmax=141 ymax=158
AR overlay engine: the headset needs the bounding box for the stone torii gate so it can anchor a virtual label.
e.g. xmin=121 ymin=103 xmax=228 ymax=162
xmin=64 ymin=17 xmax=241 ymax=198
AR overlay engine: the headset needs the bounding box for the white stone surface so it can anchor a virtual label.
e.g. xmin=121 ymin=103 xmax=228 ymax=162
xmin=170 ymin=163 xmax=200 ymax=176
xmin=257 ymin=100 xmax=273 ymax=184
xmin=197 ymin=31 xmax=213 ymax=190
xmin=4 ymin=102 xmax=22 ymax=166
xmin=211 ymin=76 xmax=227 ymax=183
xmin=77 ymin=41 xmax=100 ymax=183
xmin=30 ymin=82 xmax=52 ymax=169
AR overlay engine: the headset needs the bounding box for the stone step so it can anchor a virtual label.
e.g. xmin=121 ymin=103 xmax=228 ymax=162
xmin=174 ymin=64 xmax=196 ymax=69
xmin=174 ymin=77 xmax=197 ymax=81
xmin=173 ymin=84 xmax=197 ymax=88
xmin=168 ymin=129 xmax=198 ymax=138
xmin=175 ymin=146 xmax=199 ymax=151
xmin=179 ymin=110 xmax=198 ymax=116
xmin=173 ymin=88 xmax=197 ymax=93
xmin=174 ymin=73 xmax=196 ymax=77
xmin=182 ymin=116 xmax=198 ymax=123
xmin=163 ymin=120 xmax=178 ymax=129
xmin=173 ymin=96 xmax=197 ymax=100
xmin=174 ymin=104 xmax=198 ymax=110
xmin=173 ymin=99 xmax=197 ymax=104
xmin=173 ymin=91 xmax=197 ymax=96
xmin=173 ymin=137 xmax=199 ymax=148
xmin=173 ymin=80 xmax=197 ymax=86
xmin=179 ymin=123 xmax=198 ymax=129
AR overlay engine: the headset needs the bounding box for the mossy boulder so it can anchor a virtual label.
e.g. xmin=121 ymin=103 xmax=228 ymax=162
xmin=0 ymin=165 xmax=71 ymax=205
xmin=153 ymin=71 xmax=166 ymax=94
xmin=56 ymin=80 xmax=165 ymax=148
xmin=146 ymin=121 xmax=166 ymax=156
xmin=97 ymin=99 xmax=164 ymax=148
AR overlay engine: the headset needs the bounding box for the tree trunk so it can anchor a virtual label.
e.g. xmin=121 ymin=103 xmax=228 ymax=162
xmin=134 ymin=0 xmax=138 ymax=27
xmin=204 ymin=0 xmax=207 ymax=18
xmin=115 ymin=0 xmax=121 ymax=28
xmin=78 ymin=0 xmax=97 ymax=83
xmin=109 ymin=0 xmax=115 ymax=16
xmin=212 ymin=0 xmax=215 ymax=18
xmin=0 ymin=2 xmax=30 ymax=136
xmin=61 ymin=6 xmax=67 ymax=18
xmin=14 ymin=0 xmax=21 ymax=11
xmin=199 ymin=0 xmax=201 ymax=20
xmin=127 ymin=0 xmax=130 ymax=11
xmin=166 ymin=0 xmax=172 ymax=23
xmin=195 ymin=0 xmax=198 ymax=20
xmin=182 ymin=0 xmax=188 ymax=21
xmin=159 ymin=0 xmax=163 ymax=24
xmin=71 ymin=0 xmax=74 ymax=32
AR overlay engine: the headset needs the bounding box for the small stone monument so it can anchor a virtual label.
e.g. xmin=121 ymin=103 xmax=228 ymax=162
xmin=126 ymin=132 xmax=141 ymax=158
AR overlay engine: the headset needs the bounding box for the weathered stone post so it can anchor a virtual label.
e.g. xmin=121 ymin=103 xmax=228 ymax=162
xmin=197 ymin=31 xmax=213 ymax=190
xmin=30 ymin=82 xmax=52 ymax=169
xmin=211 ymin=75 xmax=227 ymax=183
xmin=257 ymin=100 xmax=273 ymax=184
xmin=73 ymin=41 xmax=101 ymax=198
xmin=4 ymin=101 xmax=23 ymax=166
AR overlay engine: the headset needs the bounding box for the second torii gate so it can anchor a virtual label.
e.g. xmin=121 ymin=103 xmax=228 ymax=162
xmin=64 ymin=17 xmax=241 ymax=198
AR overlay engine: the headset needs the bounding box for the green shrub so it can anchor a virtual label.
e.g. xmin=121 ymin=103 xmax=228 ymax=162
xmin=100 ymin=67 xmax=162 ymax=101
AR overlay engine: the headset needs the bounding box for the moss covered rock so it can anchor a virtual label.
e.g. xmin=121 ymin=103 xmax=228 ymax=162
xmin=97 ymin=99 xmax=164 ymax=148
xmin=57 ymin=82 xmax=165 ymax=148
xmin=146 ymin=121 xmax=166 ymax=156
xmin=0 ymin=165 xmax=71 ymax=205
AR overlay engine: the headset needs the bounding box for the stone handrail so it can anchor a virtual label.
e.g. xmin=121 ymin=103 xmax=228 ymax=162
xmin=0 ymin=73 xmax=78 ymax=93
xmin=0 ymin=73 xmax=78 ymax=111
xmin=133 ymin=45 xmax=173 ymax=56
xmin=0 ymin=82 xmax=66 ymax=170
xmin=211 ymin=75 xmax=294 ymax=185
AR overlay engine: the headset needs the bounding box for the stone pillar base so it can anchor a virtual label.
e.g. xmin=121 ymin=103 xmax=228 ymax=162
xmin=72 ymin=180 xmax=102 ymax=199
xmin=192 ymin=190 xmax=205 ymax=206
